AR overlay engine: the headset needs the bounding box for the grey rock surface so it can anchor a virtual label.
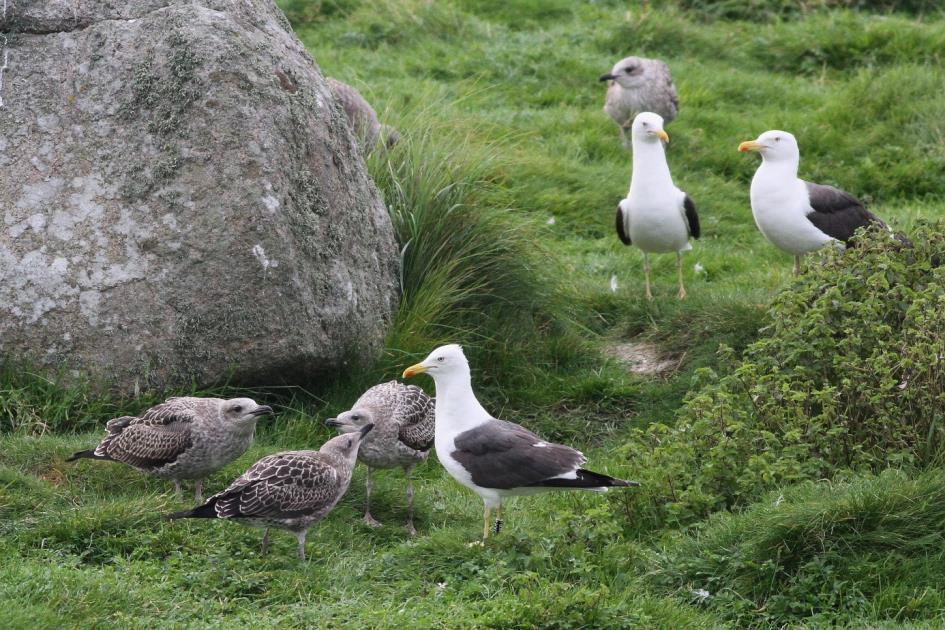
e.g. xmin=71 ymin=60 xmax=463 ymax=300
xmin=0 ymin=0 xmax=400 ymax=393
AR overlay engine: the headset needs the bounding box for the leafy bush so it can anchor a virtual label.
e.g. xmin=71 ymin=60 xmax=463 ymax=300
xmin=620 ymin=222 xmax=945 ymax=531
xmin=647 ymin=470 xmax=945 ymax=626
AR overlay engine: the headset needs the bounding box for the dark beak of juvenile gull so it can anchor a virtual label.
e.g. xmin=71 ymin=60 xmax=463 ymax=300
xmin=323 ymin=417 xmax=341 ymax=427
xmin=250 ymin=405 xmax=274 ymax=417
xmin=599 ymin=73 xmax=615 ymax=82
xmin=359 ymin=423 xmax=375 ymax=437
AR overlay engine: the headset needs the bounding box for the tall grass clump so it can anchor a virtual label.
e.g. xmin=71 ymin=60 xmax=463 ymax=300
xmin=647 ymin=470 xmax=945 ymax=626
xmin=368 ymin=94 xmax=579 ymax=380
xmin=618 ymin=222 xmax=945 ymax=531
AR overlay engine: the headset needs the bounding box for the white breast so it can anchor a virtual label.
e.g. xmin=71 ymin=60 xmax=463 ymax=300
xmin=625 ymin=186 xmax=690 ymax=253
xmin=750 ymin=175 xmax=833 ymax=255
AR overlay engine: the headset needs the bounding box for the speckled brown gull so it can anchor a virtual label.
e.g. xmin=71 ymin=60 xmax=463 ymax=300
xmin=327 ymin=77 xmax=400 ymax=155
xmin=67 ymin=397 xmax=273 ymax=502
xmin=600 ymin=56 xmax=678 ymax=146
xmin=325 ymin=380 xmax=434 ymax=535
xmin=167 ymin=425 xmax=373 ymax=560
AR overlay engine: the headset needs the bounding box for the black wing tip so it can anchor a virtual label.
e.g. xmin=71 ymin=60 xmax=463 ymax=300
xmin=66 ymin=449 xmax=102 ymax=462
xmin=165 ymin=500 xmax=218 ymax=520
xmin=532 ymin=469 xmax=641 ymax=489
xmin=684 ymin=195 xmax=700 ymax=239
xmin=615 ymin=204 xmax=632 ymax=245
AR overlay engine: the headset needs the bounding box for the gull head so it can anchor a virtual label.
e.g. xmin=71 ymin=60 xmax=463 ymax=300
xmin=631 ymin=112 xmax=668 ymax=144
xmin=324 ymin=407 xmax=376 ymax=434
xmin=221 ymin=398 xmax=274 ymax=425
xmin=321 ymin=423 xmax=374 ymax=462
xmin=738 ymin=130 xmax=799 ymax=163
xmin=600 ymin=56 xmax=646 ymax=89
xmin=402 ymin=344 xmax=469 ymax=383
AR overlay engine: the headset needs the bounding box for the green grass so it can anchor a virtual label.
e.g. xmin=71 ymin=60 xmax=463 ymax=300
xmin=3 ymin=0 xmax=945 ymax=626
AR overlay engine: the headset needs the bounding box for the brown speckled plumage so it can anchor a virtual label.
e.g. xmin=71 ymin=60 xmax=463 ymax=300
xmin=68 ymin=397 xmax=272 ymax=502
xmin=327 ymin=77 xmax=399 ymax=155
xmin=168 ymin=427 xmax=372 ymax=560
xmin=326 ymin=381 xmax=433 ymax=534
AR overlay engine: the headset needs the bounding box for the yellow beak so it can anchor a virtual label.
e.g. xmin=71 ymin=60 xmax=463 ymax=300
xmin=655 ymin=129 xmax=669 ymax=143
xmin=738 ymin=140 xmax=763 ymax=153
xmin=402 ymin=363 xmax=427 ymax=379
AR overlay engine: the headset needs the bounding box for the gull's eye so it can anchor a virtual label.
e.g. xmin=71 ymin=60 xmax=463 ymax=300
xmin=775 ymin=137 xmax=781 ymax=142
xmin=437 ymin=356 xmax=445 ymax=363
xmin=642 ymin=121 xmax=648 ymax=127
xmin=233 ymin=405 xmax=243 ymax=413
xmin=625 ymin=67 xmax=635 ymax=74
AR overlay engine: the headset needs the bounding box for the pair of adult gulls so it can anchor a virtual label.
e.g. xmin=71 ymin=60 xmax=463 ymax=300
xmin=616 ymin=112 xmax=897 ymax=298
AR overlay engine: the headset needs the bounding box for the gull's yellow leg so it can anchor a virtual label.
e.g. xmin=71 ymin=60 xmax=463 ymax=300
xmin=482 ymin=506 xmax=492 ymax=541
xmin=677 ymin=252 xmax=687 ymax=300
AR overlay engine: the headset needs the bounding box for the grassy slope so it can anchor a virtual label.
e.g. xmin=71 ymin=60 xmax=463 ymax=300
xmin=4 ymin=0 xmax=945 ymax=627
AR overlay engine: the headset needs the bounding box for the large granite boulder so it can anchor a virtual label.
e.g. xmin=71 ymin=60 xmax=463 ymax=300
xmin=0 ymin=0 xmax=400 ymax=393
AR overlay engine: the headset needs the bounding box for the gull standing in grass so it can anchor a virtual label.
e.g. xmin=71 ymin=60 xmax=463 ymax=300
xmin=615 ymin=112 xmax=700 ymax=300
xmin=403 ymin=344 xmax=638 ymax=543
xmin=739 ymin=130 xmax=902 ymax=275
xmin=600 ymin=56 xmax=678 ymax=146
xmin=67 ymin=397 xmax=273 ymax=503
xmin=325 ymin=381 xmax=434 ymax=535
xmin=167 ymin=425 xmax=373 ymax=561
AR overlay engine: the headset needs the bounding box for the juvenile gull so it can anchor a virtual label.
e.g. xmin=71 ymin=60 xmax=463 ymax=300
xmin=403 ymin=345 xmax=638 ymax=543
xmin=67 ymin=397 xmax=273 ymax=502
xmin=327 ymin=77 xmax=400 ymax=155
xmin=168 ymin=424 xmax=373 ymax=560
xmin=738 ymin=130 xmax=900 ymax=275
xmin=325 ymin=380 xmax=434 ymax=535
xmin=600 ymin=56 xmax=678 ymax=146
xmin=615 ymin=112 xmax=700 ymax=300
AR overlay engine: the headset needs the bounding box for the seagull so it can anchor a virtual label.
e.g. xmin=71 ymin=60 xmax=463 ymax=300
xmin=325 ymin=380 xmax=434 ymax=535
xmin=327 ymin=77 xmax=400 ymax=155
xmin=402 ymin=344 xmax=638 ymax=543
xmin=167 ymin=424 xmax=373 ymax=561
xmin=738 ymin=130 xmax=900 ymax=275
xmin=600 ymin=56 xmax=678 ymax=146
xmin=615 ymin=112 xmax=700 ymax=300
xmin=67 ymin=397 xmax=273 ymax=502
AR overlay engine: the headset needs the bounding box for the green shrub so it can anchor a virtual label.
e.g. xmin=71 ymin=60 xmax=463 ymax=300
xmin=619 ymin=222 xmax=945 ymax=531
xmin=647 ymin=469 xmax=945 ymax=626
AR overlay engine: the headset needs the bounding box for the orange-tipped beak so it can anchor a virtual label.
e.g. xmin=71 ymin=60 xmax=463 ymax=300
xmin=655 ymin=129 xmax=669 ymax=143
xmin=738 ymin=140 xmax=763 ymax=153
xmin=402 ymin=363 xmax=427 ymax=379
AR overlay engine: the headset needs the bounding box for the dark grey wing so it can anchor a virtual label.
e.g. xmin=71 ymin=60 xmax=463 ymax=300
xmin=615 ymin=203 xmax=631 ymax=245
xmin=683 ymin=195 xmax=700 ymax=239
xmin=396 ymin=386 xmax=435 ymax=451
xmin=804 ymin=182 xmax=883 ymax=245
xmin=211 ymin=452 xmax=340 ymax=519
xmin=451 ymin=420 xmax=586 ymax=490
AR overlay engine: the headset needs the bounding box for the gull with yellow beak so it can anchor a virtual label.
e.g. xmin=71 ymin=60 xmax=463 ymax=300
xmin=403 ymin=344 xmax=638 ymax=543
xmin=738 ymin=130 xmax=897 ymax=275
xmin=615 ymin=112 xmax=700 ymax=300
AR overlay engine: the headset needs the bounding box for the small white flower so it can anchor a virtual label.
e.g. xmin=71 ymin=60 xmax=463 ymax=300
xmin=691 ymin=588 xmax=711 ymax=601
xmin=610 ymin=275 xmax=619 ymax=293
xmin=546 ymin=215 xmax=556 ymax=226
xmin=694 ymin=262 xmax=706 ymax=276
xmin=774 ymin=494 xmax=784 ymax=507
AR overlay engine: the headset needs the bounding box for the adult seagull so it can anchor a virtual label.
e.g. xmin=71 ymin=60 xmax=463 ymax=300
xmin=402 ymin=344 xmax=638 ymax=543
xmin=738 ymin=130 xmax=896 ymax=275
xmin=615 ymin=112 xmax=700 ymax=300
